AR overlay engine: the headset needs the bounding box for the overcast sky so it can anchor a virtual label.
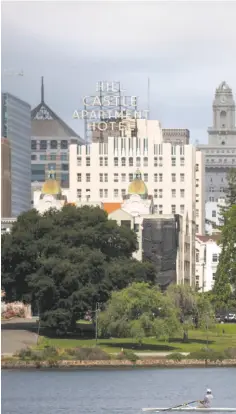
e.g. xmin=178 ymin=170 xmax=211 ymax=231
xmin=2 ymin=1 xmax=236 ymax=143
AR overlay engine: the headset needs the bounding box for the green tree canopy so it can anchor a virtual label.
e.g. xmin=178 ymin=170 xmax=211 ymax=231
xmin=98 ymin=282 xmax=180 ymax=342
xmin=213 ymin=204 xmax=236 ymax=309
xmin=166 ymin=284 xmax=197 ymax=342
xmin=1 ymin=205 xmax=156 ymax=334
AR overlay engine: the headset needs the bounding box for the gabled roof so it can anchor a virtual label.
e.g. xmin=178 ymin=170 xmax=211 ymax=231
xmin=103 ymin=202 xmax=122 ymax=214
xmin=196 ymin=234 xmax=221 ymax=243
xmin=31 ymin=77 xmax=84 ymax=142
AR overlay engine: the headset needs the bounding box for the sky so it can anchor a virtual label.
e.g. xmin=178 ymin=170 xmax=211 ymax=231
xmin=1 ymin=0 xmax=236 ymax=143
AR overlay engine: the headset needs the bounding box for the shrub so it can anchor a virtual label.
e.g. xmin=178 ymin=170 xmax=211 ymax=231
xmin=167 ymin=352 xmax=184 ymax=361
xmin=224 ymin=348 xmax=236 ymax=358
xmin=42 ymin=346 xmax=59 ymax=359
xmin=63 ymin=347 xmax=110 ymax=361
xmin=17 ymin=347 xmax=33 ymax=359
xmin=117 ymin=349 xmax=139 ymax=362
xmin=188 ymin=349 xmax=226 ymax=361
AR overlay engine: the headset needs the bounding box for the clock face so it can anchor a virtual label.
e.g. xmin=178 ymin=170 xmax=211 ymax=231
xmin=220 ymin=96 xmax=226 ymax=103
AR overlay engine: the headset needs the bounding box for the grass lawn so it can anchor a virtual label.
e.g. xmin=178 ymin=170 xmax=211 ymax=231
xmin=40 ymin=324 xmax=236 ymax=354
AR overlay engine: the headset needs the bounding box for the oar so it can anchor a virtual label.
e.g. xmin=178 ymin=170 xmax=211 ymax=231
xmin=144 ymin=400 xmax=199 ymax=413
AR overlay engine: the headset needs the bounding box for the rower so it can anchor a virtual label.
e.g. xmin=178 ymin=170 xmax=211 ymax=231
xmin=199 ymin=389 xmax=213 ymax=408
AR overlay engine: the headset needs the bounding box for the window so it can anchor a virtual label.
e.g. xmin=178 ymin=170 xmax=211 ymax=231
xmin=136 ymin=157 xmax=141 ymax=167
xmin=114 ymin=157 xmax=118 ymax=166
xmin=171 ymin=189 xmax=176 ymax=198
xmin=180 ymin=204 xmax=184 ymax=214
xmin=196 ymin=251 xmax=199 ymax=262
xmin=77 ymin=157 xmax=82 ymax=166
xmin=31 ymin=154 xmax=37 ymax=160
xmin=77 ymin=189 xmax=81 ymax=198
xmin=180 ymin=189 xmax=185 ymax=198
xmin=154 ymin=205 xmax=158 ymax=213
xmin=129 ymin=157 xmax=133 ymax=167
xmin=212 ymin=210 xmax=216 ymax=218
xmin=172 ymin=173 xmax=176 ymax=182
xmin=121 ymin=173 xmax=126 ymax=182
xmin=50 ymin=140 xmax=57 ymax=149
xmin=99 ymin=173 xmax=103 ymax=182
xmin=104 ymin=173 xmax=108 ymax=182
xmin=129 ymin=173 xmax=133 ymax=182
xmin=40 ymin=140 xmax=47 ymax=150
xmin=180 ymin=157 xmax=185 ymax=166
xmin=121 ymin=157 xmax=126 ymax=166
xmin=50 ymin=154 xmax=56 ymax=161
xmin=171 ymin=157 xmax=176 ymax=166
xmin=159 ymin=205 xmax=163 ymax=214
xmin=99 ymin=189 xmax=103 ymax=198
xmin=154 ymin=189 xmax=158 ymax=198
xmin=114 ymin=173 xmax=119 ymax=182
xmin=86 ymin=173 xmax=90 ymax=182
xmin=159 ymin=173 xmax=163 ymax=182
xmin=86 ymin=157 xmax=90 ymax=166
xmin=121 ymin=189 xmax=126 ymax=197
xmin=61 ymin=140 xmax=68 ymax=149
xmin=154 ymin=157 xmax=158 ymax=167
xmin=77 ymin=173 xmax=81 ymax=182
xmin=40 ymin=154 xmax=46 ymax=161
xmin=114 ymin=189 xmax=119 ymax=198
xmin=212 ymin=254 xmax=218 ymax=262
xmin=212 ymin=273 xmax=216 ymax=280
xmin=144 ymin=157 xmax=148 ymax=167
xmin=134 ymin=223 xmax=139 ymax=232
xmin=31 ymin=140 xmax=37 ymax=150
xmin=180 ymin=173 xmax=185 ymax=182
xmin=62 ymin=164 xmax=68 ymax=171
xmin=159 ymin=157 xmax=163 ymax=166
xmin=144 ymin=173 xmax=148 ymax=182
xmin=196 ymin=224 xmax=199 ymax=233
xmin=196 ymin=164 xmax=199 ymax=171
xmin=61 ymin=154 xmax=67 ymax=161
xmin=104 ymin=189 xmax=108 ymax=198
xmin=154 ymin=173 xmax=158 ymax=182
xmin=99 ymin=157 xmax=103 ymax=166
xmin=159 ymin=189 xmax=163 ymax=198
xmin=196 ymin=209 xmax=199 ymax=217
xmin=171 ymin=205 xmax=176 ymax=214
xmin=104 ymin=157 xmax=108 ymax=166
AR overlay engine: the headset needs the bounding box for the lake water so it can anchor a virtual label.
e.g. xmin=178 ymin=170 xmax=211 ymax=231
xmin=2 ymin=368 xmax=236 ymax=414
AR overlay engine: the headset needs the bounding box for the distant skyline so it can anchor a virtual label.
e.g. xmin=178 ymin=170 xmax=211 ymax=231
xmin=2 ymin=1 xmax=236 ymax=143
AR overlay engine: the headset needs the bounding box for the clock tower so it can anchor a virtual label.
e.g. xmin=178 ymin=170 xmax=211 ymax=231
xmin=208 ymin=81 xmax=236 ymax=145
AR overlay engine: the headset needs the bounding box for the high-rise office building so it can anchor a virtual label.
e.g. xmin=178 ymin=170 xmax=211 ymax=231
xmin=1 ymin=138 xmax=12 ymax=217
xmin=31 ymin=77 xmax=84 ymax=189
xmin=1 ymin=92 xmax=31 ymax=216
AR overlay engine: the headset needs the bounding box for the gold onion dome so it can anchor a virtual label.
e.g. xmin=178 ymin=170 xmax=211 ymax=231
xmin=128 ymin=170 xmax=148 ymax=196
xmin=41 ymin=170 xmax=61 ymax=195
xmin=41 ymin=179 xmax=61 ymax=195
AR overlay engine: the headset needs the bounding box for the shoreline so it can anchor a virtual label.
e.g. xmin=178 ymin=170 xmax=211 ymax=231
xmin=2 ymin=359 xmax=236 ymax=370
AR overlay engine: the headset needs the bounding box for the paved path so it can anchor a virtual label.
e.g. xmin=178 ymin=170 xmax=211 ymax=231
xmin=1 ymin=318 xmax=38 ymax=355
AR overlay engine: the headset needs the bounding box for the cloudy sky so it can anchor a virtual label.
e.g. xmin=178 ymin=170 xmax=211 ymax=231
xmin=2 ymin=1 xmax=236 ymax=143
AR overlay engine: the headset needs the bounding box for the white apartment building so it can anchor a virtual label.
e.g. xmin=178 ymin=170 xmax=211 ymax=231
xmin=205 ymin=198 xmax=226 ymax=234
xmin=69 ymin=120 xmax=205 ymax=235
xmin=195 ymin=235 xmax=221 ymax=292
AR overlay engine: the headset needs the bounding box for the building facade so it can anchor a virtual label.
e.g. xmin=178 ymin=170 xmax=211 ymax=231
xmin=1 ymin=92 xmax=31 ymax=216
xmin=69 ymin=120 xmax=205 ymax=235
xmin=31 ymin=77 xmax=84 ymax=189
xmin=205 ymin=198 xmax=226 ymax=234
xmin=197 ymin=81 xmax=236 ymax=203
xmin=195 ymin=235 xmax=221 ymax=292
xmin=162 ymin=129 xmax=190 ymax=145
xmin=1 ymin=138 xmax=12 ymax=217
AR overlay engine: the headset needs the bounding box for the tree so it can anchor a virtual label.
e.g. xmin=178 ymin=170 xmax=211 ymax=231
xmin=224 ymin=168 xmax=236 ymax=206
xmin=98 ymin=282 xmax=180 ymax=343
xmin=166 ymin=284 xmax=197 ymax=342
xmin=213 ymin=204 xmax=236 ymax=309
xmin=1 ymin=205 xmax=156 ymax=334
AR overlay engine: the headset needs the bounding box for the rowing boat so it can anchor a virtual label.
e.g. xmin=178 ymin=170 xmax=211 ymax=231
xmin=142 ymin=408 xmax=236 ymax=412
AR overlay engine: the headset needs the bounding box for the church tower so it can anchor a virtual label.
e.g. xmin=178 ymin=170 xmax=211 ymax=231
xmin=208 ymin=81 xmax=236 ymax=146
